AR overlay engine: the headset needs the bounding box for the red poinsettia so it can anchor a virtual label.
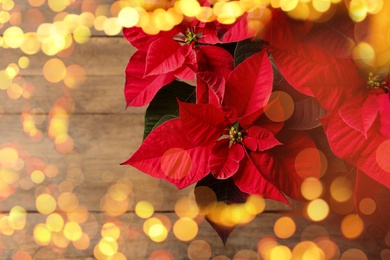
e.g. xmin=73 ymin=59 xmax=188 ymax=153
xmin=123 ymin=51 xmax=319 ymax=202
xmin=123 ymin=15 xmax=255 ymax=107
xmin=264 ymin=11 xmax=390 ymax=192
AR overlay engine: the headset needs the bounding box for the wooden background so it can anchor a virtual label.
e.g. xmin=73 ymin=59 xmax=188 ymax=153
xmin=0 ymin=0 xmax=389 ymax=259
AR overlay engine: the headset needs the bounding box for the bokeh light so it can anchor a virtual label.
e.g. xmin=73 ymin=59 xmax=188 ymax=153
xmin=273 ymin=216 xmax=296 ymax=239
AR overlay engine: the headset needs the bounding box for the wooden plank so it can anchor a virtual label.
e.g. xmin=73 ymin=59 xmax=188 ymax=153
xmin=1 ymin=37 xmax=135 ymax=76
xmin=0 ymin=75 xmax=143 ymax=114
xmin=0 ymin=212 xmax=385 ymax=259
xmin=0 ymin=0 xmax=124 ymax=36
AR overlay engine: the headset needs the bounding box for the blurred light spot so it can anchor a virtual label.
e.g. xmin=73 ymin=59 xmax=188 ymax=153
xmin=12 ymin=251 xmax=33 ymax=260
xmin=274 ymin=216 xmax=296 ymax=239
xmin=58 ymin=192 xmax=79 ymax=212
xmin=358 ymin=197 xmax=376 ymax=215
xmin=316 ymin=239 xmax=340 ymax=260
xmin=245 ymin=195 xmax=266 ymax=215
xmin=306 ymin=199 xmax=329 ymax=222
xmin=73 ymin=26 xmax=91 ymax=44
xmin=3 ymin=26 xmax=24 ymax=48
xmin=30 ymin=170 xmax=44 ymax=184
xmin=341 ymin=214 xmax=364 ymax=239
xmin=173 ymin=217 xmax=198 ymax=241
xmin=175 ymin=196 xmax=199 ymax=219
xmin=188 ymin=240 xmax=212 ymax=259
xmin=264 ymin=91 xmax=294 ymax=122
xmin=233 ymin=249 xmax=260 ymax=259
xmin=301 ymin=224 xmax=329 ymax=242
xmin=52 ymin=231 xmax=70 ymax=248
xmin=178 ymin=0 xmax=201 ymax=17
xmin=330 ymin=176 xmax=353 ymax=202
xmin=36 ymin=194 xmax=56 ymax=214
xmin=9 ymin=206 xmax=26 ymax=230
xmin=161 ymin=148 xmax=192 ymax=179
xmin=48 ymin=0 xmax=69 ymax=12
xmin=44 ymin=164 xmax=58 ymax=178
xmin=380 ymin=249 xmax=390 ymax=260
xmin=63 ymin=221 xmax=83 ymax=241
xmin=101 ymin=222 xmax=120 ymax=240
xmin=118 ymin=7 xmax=140 ymax=27
xmin=33 ymin=223 xmax=52 ymax=245
xmin=292 ymin=241 xmax=322 ymax=260
xmin=103 ymin=17 xmax=121 ymax=36
xmin=0 ymin=147 xmax=18 ymax=167
xmin=353 ymin=42 xmax=375 ymax=65
xmin=28 ymin=0 xmax=46 ymax=7
xmin=46 ymin=213 xmax=64 ymax=232
xmin=295 ymin=148 xmax=326 ymax=179
xmin=340 ymin=248 xmax=367 ymax=260
xmin=0 ymin=70 xmax=12 ymax=90
xmin=143 ymin=217 xmax=168 ymax=243
xmin=376 ymin=140 xmax=390 ymax=172
xmin=257 ymin=236 xmax=279 ymax=259
xmin=149 ymin=250 xmax=174 ymax=260
xmin=312 ymin=0 xmax=331 ymax=12
xmin=18 ymin=56 xmax=30 ymax=69
xmin=98 ymin=237 xmax=118 ymax=256
xmin=349 ymin=0 xmax=368 ymax=22
xmin=135 ymin=201 xmax=154 ymax=218
xmin=280 ymin=0 xmax=299 ymax=11
xmin=301 ymin=177 xmax=323 ymax=200
xmin=64 ymin=64 xmax=86 ymax=88
xmin=270 ymin=245 xmax=292 ymax=260
xmin=43 ymin=58 xmax=66 ymax=83
xmin=72 ymin=232 xmax=90 ymax=250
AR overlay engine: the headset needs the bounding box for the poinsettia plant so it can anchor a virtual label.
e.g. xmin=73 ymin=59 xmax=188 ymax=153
xmin=122 ymin=4 xmax=390 ymax=240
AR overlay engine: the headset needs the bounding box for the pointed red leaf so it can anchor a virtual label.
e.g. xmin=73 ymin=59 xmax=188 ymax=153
xmin=122 ymin=119 xmax=212 ymax=189
xmin=210 ymin=139 xmax=245 ymax=179
xmin=303 ymin=14 xmax=355 ymax=58
xmin=123 ymin=26 xmax=181 ymax=51
xmin=224 ymin=50 xmax=273 ymax=118
xmin=249 ymin=131 xmax=319 ymax=199
xmin=219 ymin=13 xmax=255 ymax=43
xmin=270 ymin=44 xmax=365 ymax=111
xmin=179 ymin=101 xmax=226 ymax=146
xmin=321 ymin=112 xmax=390 ymax=189
xmin=377 ymin=93 xmax=390 ymax=138
xmin=243 ymin=126 xmax=281 ymax=152
xmin=233 ymin=156 xmax=288 ymax=203
xmin=262 ymin=10 xmax=312 ymax=49
xmin=196 ymin=72 xmax=226 ymax=106
xmin=196 ymin=46 xmax=233 ymax=79
xmin=125 ymin=50 xmax=175 ymax=107
xmin=145 ymin=38 xmax=186 ymax=76
xmin=339 ymin=94 xmax=378 ymax=137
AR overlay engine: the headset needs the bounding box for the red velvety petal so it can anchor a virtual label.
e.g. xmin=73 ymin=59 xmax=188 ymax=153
xmin=219 ymin=13 xmax=255 ymax=43
xmin=377 ymin=94 xmax=390 ymax=138
xmin=339 ymin=94 xmax=378 ymax=137
xmin=210 ymin=139 xmax=245 ymax=179
xmin=321 ymin=112 xmax=390 ymax=189
xmin=233 ymin=156 xmax=288 ymax=203
xmin=243 ymin=126 xmax=281 ymax=152
xmin=122 ymin=118 xmax=212 ymax=189
xmin=224 ymin=50 xmax=273 ymax=118
xmin=145 ymin=38 xmax=186 ymax=76
xmin=196 ymin=72 xmax=225 ymax=106
xmin=179 ymin=101 xmax=226 ymax=146
xmin=124 ymin=50 xmax=175 ymax=107
xmin=262 ymin=10 xmax=312 ymax=49
xmin=249 ymin=131 xmax=319 ymax=200
xmin=270 ymin=44 xmax=365 ymax=111
xmin=196 ymin=46 xmax=233 ymax=79
xmin=122 ymin=26 xmax=181 ymax=51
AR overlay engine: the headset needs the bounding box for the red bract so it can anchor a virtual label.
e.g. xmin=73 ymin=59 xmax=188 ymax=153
xmin=123 ymin=51 xmax=319 ymax=202
xmin=123 ymin=15 xmax=255 ymax=107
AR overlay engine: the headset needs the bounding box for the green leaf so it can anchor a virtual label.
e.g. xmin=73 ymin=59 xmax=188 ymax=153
xmin=143 ymin=80 xmax=196 ymax=139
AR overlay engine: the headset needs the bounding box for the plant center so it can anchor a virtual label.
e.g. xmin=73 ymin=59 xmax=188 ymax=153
xmin=367 ymin=72 xmax=387 ymax=92
xmin=184 ymin=31 xmax=198 ymax=44
xmin=229 ymin=126 xmax=243 ymax=143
